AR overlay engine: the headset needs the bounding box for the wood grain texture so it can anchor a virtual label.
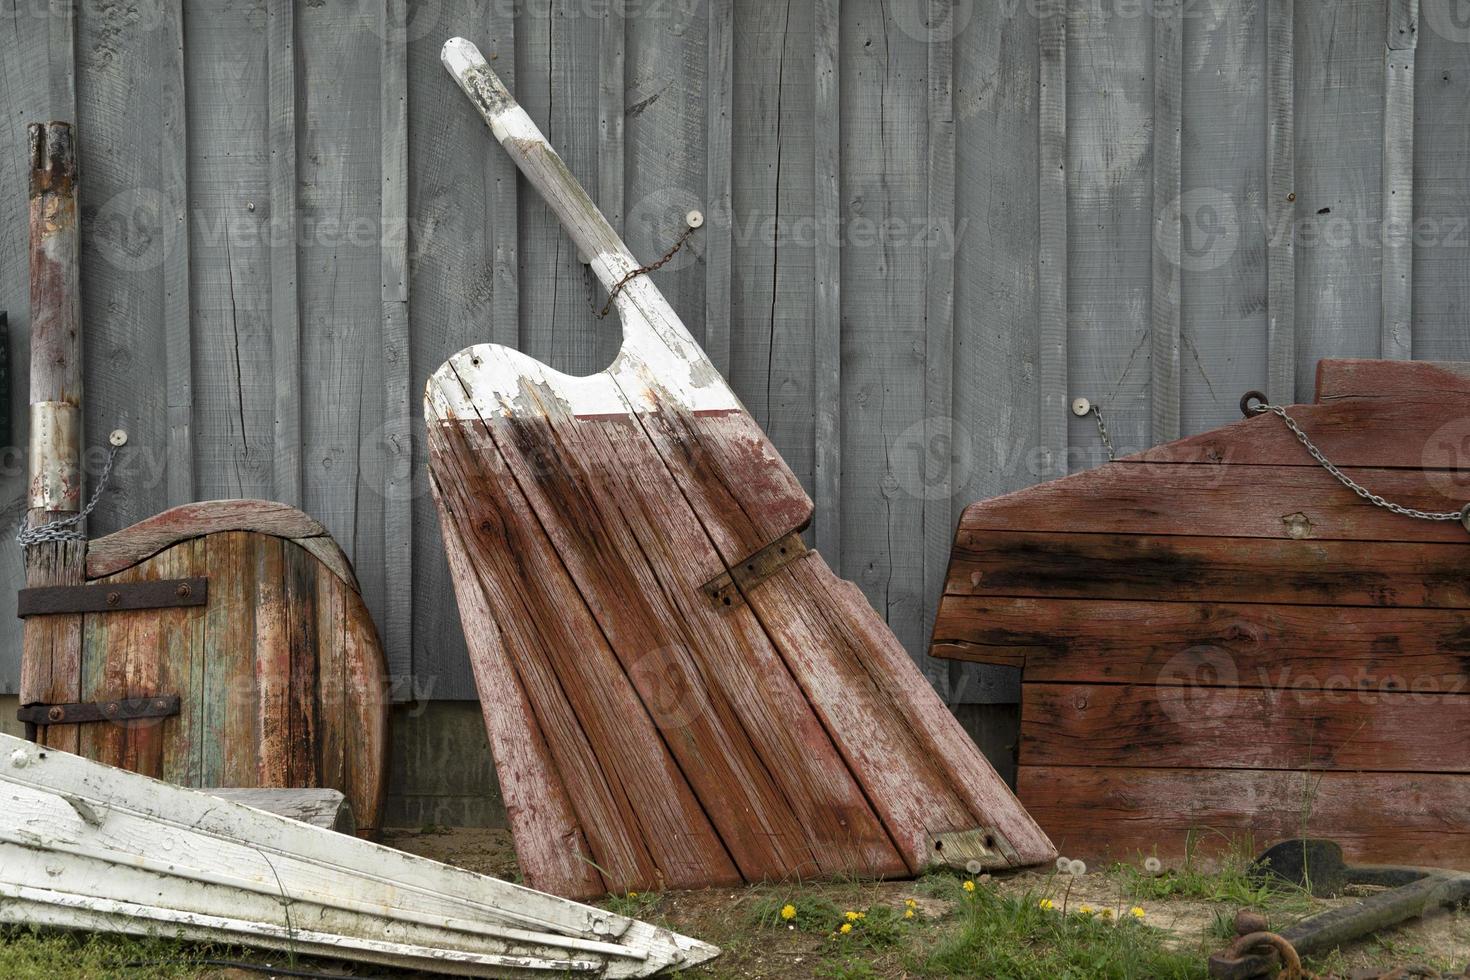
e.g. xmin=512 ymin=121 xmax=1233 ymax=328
xmin=1021 ymin=682 xmax=1470 ymax=772
xmin=1266 ymin=0 xmax=1296 ymax=403
xmin=1293 ymin=0 xmax=1383 ymax=398
xmin=813 ymin=0 xmax=841 ymax=563
xmin=942 ymin=530 xmax=1470 ymax=608
xmin=268 ymin=0 xmax=302 ymax=506
xmin=1179 ymin=0 xmax=1267 ymax=435
xmin=75 ymin=532 xmax=388 ymax=835
xmin=932 ymin=595 xmax=1470 ymax=689
xmin=1037 ymin=0 xmax=1068 ymax=477
xmin=1019 ymin=766 xmax=1470 ymax=869
xmin=1150 ymin=0 xmax=1183 ymax=444
xmin=1381 ymin=0 xmax=1417 ymax=359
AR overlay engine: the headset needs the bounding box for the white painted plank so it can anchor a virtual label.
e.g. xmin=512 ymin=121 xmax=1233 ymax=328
xmin=0 ymin=733 xmax=718 ymax=977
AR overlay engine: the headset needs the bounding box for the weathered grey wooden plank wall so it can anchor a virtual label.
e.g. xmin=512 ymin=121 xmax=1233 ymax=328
xmin=3 ymin=0 xmax=1469 ymax=705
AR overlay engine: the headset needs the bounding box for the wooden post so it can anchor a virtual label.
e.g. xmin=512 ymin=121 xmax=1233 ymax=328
xmin=19 ymin=121 xmax=84 ymax=752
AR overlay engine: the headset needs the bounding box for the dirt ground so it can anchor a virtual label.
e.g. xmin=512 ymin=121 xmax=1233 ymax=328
xmin=380 ymin=828 xmax=1470 ymax=979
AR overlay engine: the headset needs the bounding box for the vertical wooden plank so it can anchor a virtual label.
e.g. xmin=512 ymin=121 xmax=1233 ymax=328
xmin=1266 ymin=0 xmax=1296 ymax=403
xmin=381 ymin=0 xmax=413 ymax=692
xmin=625 ymin=0 xmax=707 ymax=347
xmin=255 ymin=536 xmax=290 ymax=787
xmin=160 ymin=539 xmax=206 ymax=786
xmin=1066 ymin=2 xmax=1153 ymax=466
xmin=1381 ymin=0 xmax=1417 ymax=359
xmin=704 ymin=0 xmax=734 ymax=378
xmin=160 ymin=1 xmax=192 ymax=506
xmin=314 ymin=562 xmax=347 ymax=802
xmin=1412 ymin=0 xmax=1470 ymax=362
xmin=922 ymin=0 xmax=956 ymax=696
xmin=189 ymin=0 xmax=274 ymax=503
xmin=0 ymin=2 xmax=50 ymax=694
xmin=283 ymin=544 xmax=319 ymax=787
xmin=1295 ymin=0 xmax=1383 ymax=398
xmin=517 ymin=1 xmax=609 ymax=375
xmin=839 ymin=0 xmax=928 ymax=665
xmin=46 ymin=0 xmax=75 ymax=120
xmin=1151 ymin=0 xmax=1183 ymax=444
xmin=202 ymin=532 xmax=257 ymax=787
xmin=598 ymin=0 xmax=625 ymax=237
xmin=948 ymin=0 xmax=1037 ymax=705
xmin=269 ymin=0 xmax=302 ymax=506
xmin=1038 ymin=0 xmax=1068 ymax=477
xmin=813 ymin=0 xmax=841 ymax=562
xmin=77 ymin=0 xmax=170 ymax=534
xmin=297 ymin=0 xmax=386 ymax=664
xmin=1180 ymin=0 xmax=1268 ymax=435
xmin=731 ymin=0 xmax=817 ymax=517
xmin=407 ymin=0 xmax=512 ymax=700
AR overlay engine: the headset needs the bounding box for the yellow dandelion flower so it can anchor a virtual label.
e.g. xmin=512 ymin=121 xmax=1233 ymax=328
xmin=627 ymin=892 xmax=638 ymax=899
xmin=845 ymin=911 xmax=862 ymax=922
xmin=962 ymin=880 xmax=976 ymax=892
xmin=780 ymin=904 xmax=797 ymax=921
xmin=839 ymin=923 xmax=852 ymax=935
xmin=1038 ymin=898 xmax=1056 ymax=911
xmin=1099 ymin=907 xmax=1114 ymax=919
xmin=904 ymin=909 xmax=916 ymax=919
xmin=1078 ymin=904 xmax=1094 ymax=915
xmin=905 ymin=898 xmax=917 ymax=908
xmin=1130 ymin=906 xmax=1146 ymax=920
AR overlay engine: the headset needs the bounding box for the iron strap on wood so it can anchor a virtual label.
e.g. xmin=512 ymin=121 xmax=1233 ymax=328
xmin=18 ymin=695 xmax=181 ymax=729
xmin=16 ymin=578 xmax=208 ymax=617
xmin=1240 ymin=390 xmax=1470 ymax=533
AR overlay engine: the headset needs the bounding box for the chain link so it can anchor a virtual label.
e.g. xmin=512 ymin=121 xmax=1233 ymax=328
xmin=1246 ymin=396 xmax=1468 ymax=525
xmin=15 ymin=444 xmax=121 ymax=547
xmin=1090 ymin=405 xmax=1116 ymax=462
xmin=592 ymin=224 xmax=699 ymax=320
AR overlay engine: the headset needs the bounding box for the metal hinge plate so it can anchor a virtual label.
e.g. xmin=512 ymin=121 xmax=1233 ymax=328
xmin=18 ymin=694 xmax=182 ymax=728
xmin=17 ymin=577 xmax=208 ymax=617
xmin=703 ymin=532 xmax=809 ymax=609
xmin=928 ymin=827 xmax=1021 ymax=873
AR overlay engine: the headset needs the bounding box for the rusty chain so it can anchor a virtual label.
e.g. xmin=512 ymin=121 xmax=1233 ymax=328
xmin=1241 ymin=390 xmax=1470 ymax=532
xmin=591 ymin=224 xmax=700 ymax=320
xmin=15 ymin=443 xmax=121 ymax=548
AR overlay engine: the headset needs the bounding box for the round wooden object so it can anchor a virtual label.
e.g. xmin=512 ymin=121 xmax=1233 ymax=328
xmin=54 ymin=502 xmax=389 ymax=835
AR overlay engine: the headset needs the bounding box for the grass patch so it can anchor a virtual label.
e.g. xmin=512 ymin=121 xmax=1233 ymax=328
xmin=0 ymin=928 xmax=230 ymax=979
xmin=915 ymin=885 xmax=1206 ymax=979
xmin=1107 ymin=834 xmax=1314 ymax=923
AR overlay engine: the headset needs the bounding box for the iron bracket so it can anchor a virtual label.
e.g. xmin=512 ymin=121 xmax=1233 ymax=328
xmin=19 ymin=694 xmax=182 ymax=742
xmin=17 ymin=577 xmax=208 ymax=617
xmin=703 ymin=532 xmax=809 ymax=609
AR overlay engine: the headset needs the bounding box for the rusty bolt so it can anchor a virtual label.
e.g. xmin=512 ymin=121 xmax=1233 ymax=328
xmin=104 ymin=702 xmax=120 ymax=717
xmin=152 ymin=699 xmax=167 ymax=711
xmin=1287 ymin=192 xmax=1296 ymax=202
xmin=106 ymin=591 xmax=121 ymax=607
xmin=47 ymin=706 xmax=64 ymax=723
xmin=176 ymin=583 xmax=192 ymax=599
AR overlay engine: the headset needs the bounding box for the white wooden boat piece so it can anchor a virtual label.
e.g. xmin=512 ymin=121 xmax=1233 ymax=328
xmin=0 ymin=733 xmax=718 ymax=977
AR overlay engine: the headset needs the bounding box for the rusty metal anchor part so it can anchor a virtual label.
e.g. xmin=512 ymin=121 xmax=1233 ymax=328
xmin=1208 ymin=840 xmax=1470 ymax=980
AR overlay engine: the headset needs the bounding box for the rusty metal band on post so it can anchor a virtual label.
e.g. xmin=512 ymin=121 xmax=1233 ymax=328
xmin=28 ymin=401 xmax=80 ymax=512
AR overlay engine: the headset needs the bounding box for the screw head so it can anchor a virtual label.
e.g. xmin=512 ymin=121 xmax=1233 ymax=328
xmin=1071 ymin=397 xmax=1091 ymax=417
xmin=176 ymin=583 xmax=192 ymax=598
xmin=106 ymin=592 xmax=121 ymax=606
xmin=108 ymin=429 xmax=128 ymax=447
xmin=685 ymin=209 xmax=705 ymax=229
xmin=9 ymin=750 xmax=28 ymax=769
xmin=47 ymin=706 xmax=64 ymax=722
